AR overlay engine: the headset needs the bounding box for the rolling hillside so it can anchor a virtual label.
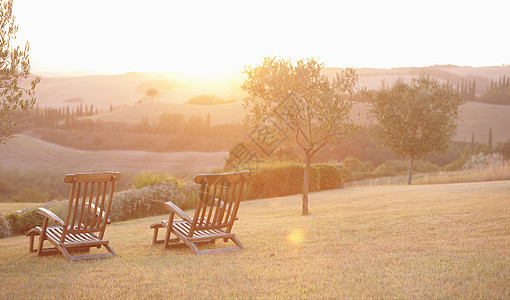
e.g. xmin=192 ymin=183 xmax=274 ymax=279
xmin=33 ymin=65 xmax=510 ymax=110
xmin=0 ymin=135 xmax=227 ymax=173
xmin=33 ymin=72 xmax=245 ymax=110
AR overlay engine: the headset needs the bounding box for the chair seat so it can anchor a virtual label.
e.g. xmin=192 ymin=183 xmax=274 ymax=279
xmin=158 ymin=220 xmax=235 ymax=242
xmin=31 ymin=226 xmax=108 ymax=247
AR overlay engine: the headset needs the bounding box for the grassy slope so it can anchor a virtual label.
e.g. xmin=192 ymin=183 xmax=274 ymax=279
xmin=0 ymin=135 xmax=227 ymax=173
xmin=1 ymin=181 xmax=509 ymax=298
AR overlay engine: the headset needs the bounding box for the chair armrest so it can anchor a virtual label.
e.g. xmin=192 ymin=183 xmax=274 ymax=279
xmin=164 ymin=201 xmax=192 ymax=223
xmin=37 ymin=208 xmax=64 ymax=227
xmin=86 ymin=202 xmax=111 ymax=224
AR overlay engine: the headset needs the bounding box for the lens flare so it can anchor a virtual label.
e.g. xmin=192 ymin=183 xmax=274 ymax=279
xmin=287 ymin=229 xmax=306 ymax=245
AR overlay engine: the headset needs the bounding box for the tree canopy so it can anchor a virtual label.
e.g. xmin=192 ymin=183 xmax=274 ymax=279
xmin=369 ymin=76 xmax=463 ymax=184
xmin=242 ymin=57 xmax=360 ymax=215
xmin=1 ymin=0 xmax=39 ymax=145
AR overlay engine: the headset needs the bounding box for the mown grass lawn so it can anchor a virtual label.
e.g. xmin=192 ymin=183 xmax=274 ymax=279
xmin=1 ymin=181 xmax=509 ymax=299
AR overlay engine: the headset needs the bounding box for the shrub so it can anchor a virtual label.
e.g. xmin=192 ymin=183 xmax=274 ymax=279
xmin=343 ymin=157 xmax=361 ymax=172
xmin=373 ymin=163 xmax=399 ymax=178
xmin=246 ymin=162 xmax=343 ymax=200
xmin=1 ymin=199 xmax=68 ymax=237
xmin=2 ymin=179 xmax=189 ymax=236
xmin=463 ymin=152 xmax=505 ymax=171
xmin=133 ymin=171 xmax=181 ymax=189
xmin=372 ymin=159 xmax=441 ymax=178
xmin=110 ymin=181 xmax=186 ymax=222
xmin=313 ymin=164 xmax=343 ymax=190
xmin=495 ymin=138 xmax=510 ymax=160
xmin=0 ymin=215 xmax=9 ymax=238
xmin=5 ymin=208 xmax=45 ymax=235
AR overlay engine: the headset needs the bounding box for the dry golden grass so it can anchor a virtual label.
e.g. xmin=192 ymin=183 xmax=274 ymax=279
xmin=415 ymin=163 xmax=510 ymax=185
xmin=1 ymin=181 xmax=509 ymax=298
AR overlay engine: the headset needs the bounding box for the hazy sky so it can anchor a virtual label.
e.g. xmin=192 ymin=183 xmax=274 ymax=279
xmin=12 ymin=0 xmax=510 ymax=75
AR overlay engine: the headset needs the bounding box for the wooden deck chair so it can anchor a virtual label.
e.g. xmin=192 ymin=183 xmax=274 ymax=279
xmin=151 ymin=170 xmax=249 ymax=255
xmin=26 ymin=171 xmax=121 ymax=261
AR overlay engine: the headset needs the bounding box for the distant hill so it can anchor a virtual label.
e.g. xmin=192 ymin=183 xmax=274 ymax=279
xmin=324 ymin=65 xmax=510 ymax=94
xmin=0 ymin=135 xmax=227 ymax=173
xmin=33 ymin=65 xmax=510 ymax=111
xmin=33 ymin=72 xmax=246 ymax=110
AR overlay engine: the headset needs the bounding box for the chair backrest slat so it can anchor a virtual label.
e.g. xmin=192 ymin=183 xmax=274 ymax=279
xmin=59 ymin=172 xmax=121 ymax=243
xmin=83 ymin=183 xmax=95 ymax=228
xmin=77 ymin=182 xmax=88 ymax=229
xmin=69 ymin=182 xmax=81 ymax=230
xmin=189 ymin=171 xmax=249 ymax=235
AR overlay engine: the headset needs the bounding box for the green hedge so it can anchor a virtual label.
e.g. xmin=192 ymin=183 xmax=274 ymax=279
xmin=1 ymin=166 xmax=344 ymax=237
xmin=0 ymin=215 xmax=9 ymax=238
xmin=245 ymin=162 xmax=343 ymax=200
xmin=110 ymin=181 xmax=188 ymax=222
xmin=3 ymin=174 xmax=192 ymax=236
xmin=5 ymin=208 xmax=45 ymax=236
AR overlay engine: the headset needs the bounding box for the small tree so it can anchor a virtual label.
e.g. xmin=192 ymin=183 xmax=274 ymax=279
xmin=146 ymin=88 xmax=158 ymax=102
xmin=369 ymin=76 xmax=463 ymax=184
xmin=242 ymin=57 xmax=360 ymax=215
xmin=1 ymin=0 xmax=39 ymax=145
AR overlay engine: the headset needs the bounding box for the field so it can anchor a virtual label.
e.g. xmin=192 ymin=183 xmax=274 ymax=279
xmin=0 ymin=135 xmax=227 ymax=173
xmin=1 ymin=181 xmax=509 ymax=298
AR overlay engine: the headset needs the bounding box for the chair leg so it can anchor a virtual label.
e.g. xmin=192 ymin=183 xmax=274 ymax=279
xmin=230 ymin=236 xmax=244 ymax=250
xmin=59 ymin=246 xmax=72 ymax=261
xmin=163 ymin=226 xmax=172 ymax=249
xmin=186 ymin=241 xmax=201 ymax=255
xmin=152 ymin=227 xmax=159 ymax=245
xmin=103 ymin=243 xmax=117 ymax=257
xmin=37 ymin=235 xmax=46 ymax=257
xmin=29 ymin=234 xmax=37 ymax=253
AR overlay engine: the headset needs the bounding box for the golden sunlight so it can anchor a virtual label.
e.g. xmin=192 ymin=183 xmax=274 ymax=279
xmin=286 ymin=228 xmax=306 ymax=245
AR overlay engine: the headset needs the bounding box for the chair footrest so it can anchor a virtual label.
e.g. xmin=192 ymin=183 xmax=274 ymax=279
xmin=69 ymin=253 xmax=114 ymax=261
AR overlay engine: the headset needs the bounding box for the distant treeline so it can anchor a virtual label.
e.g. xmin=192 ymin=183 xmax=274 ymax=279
xmin=18 ymin=106 xmax=247 ymax=152
xmin=448 ymin=74 xmax=510 ymax=104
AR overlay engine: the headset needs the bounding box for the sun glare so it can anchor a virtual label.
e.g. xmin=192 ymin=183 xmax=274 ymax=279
xmin=13 ymin=0 xmax=510 ymax=75
xmin=287 ymin=229 xmax=306 ymax=245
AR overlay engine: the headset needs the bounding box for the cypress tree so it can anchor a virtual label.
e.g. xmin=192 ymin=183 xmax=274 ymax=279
xmin=471 ymin=131 xmax=475 ymax=151
xmin=488 ymin=128 xmax=492 ymax=151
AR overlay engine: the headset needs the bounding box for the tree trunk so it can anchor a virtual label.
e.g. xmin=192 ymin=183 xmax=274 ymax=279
xmin=302 ymin=154 xmax=311 ymax=215
xmin=407 ymin=156 xmax=414 ymax=185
